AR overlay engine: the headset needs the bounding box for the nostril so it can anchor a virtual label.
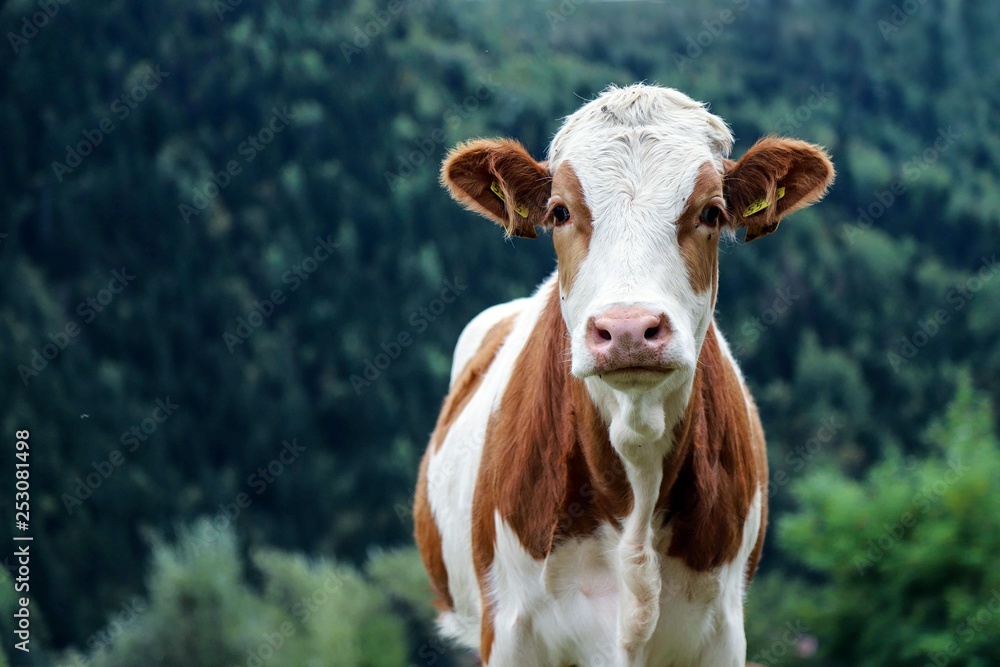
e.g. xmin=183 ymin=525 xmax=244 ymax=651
xmin=643 ymin=316 xmax=669 ymax=343
xmin=598 ymin=328 xmax=612 ymax=342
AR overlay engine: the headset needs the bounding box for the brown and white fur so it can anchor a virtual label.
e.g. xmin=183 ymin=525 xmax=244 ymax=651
xmin=414 ymin=84 xmax=834 ymax=667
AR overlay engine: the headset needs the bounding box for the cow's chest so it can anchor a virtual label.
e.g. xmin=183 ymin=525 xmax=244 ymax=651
xmin=488 ymin=503 xmax=758 ymax=667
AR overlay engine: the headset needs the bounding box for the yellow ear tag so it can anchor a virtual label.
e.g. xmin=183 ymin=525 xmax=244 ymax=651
xmin=744 ymin=186 xmax=786 ymax=217
xmin=490 ymin=181 xmax=529 ymax=219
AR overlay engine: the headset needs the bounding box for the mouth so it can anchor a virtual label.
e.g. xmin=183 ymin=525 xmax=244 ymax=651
xmin=594 ymin=366 xmax=678 ymax=390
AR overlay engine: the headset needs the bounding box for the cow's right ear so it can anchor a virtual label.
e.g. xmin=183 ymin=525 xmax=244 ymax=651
xmin=441 ymin=139 xmax=551 ymax=239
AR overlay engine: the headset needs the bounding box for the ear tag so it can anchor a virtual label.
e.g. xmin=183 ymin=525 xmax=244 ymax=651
xmin=744 ymin=186 xmax=786 ymax=217
xmin=490 ymin=181 xmax=530 ymax=219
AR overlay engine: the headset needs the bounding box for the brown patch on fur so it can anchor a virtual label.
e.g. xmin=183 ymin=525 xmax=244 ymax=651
xmin=657 ymin=323 xmax=764 ymax=572
xmin=413 ymin=450 xmax=453 ymax=612
xmin=676 ymin=162 xmax=725 ymax=295
xmin=441 ymin=139 xmax=552 ymax=238
xmin=724 ymin=137 xmax=835 ymax=241
xmin=550 ymin=162 xmax=594 ymax=297
xmin=744 ymin=389 xmax=769 ymax=581
xmin=480 ymin=612 xmax=495 ymax=665
xmin=413 ymin=315 xmax=517 ymax=616
xmin=431 ymin=315 xmax=516 ymax=453
xmin=471 ymin=286 xmax=630 ymax=657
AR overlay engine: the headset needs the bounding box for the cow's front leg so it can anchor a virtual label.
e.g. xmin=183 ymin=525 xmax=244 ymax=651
xmin=695 ymin=609 xmax=746 ymax=667
xmin=481 ymin=607 xmax=550 ymax=667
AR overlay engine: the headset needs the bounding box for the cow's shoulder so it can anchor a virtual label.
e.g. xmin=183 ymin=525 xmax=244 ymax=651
xmin=713 ymin=326 xmax=769 ymax=581
xmin=449 ymin=297 xmax=529 ymax=387
xmin=662 ymin=322 xmax=766 ymax=573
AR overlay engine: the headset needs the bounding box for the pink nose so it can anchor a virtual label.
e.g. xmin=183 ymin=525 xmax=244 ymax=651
xmin=587 ymin=307 xmax=671 ymax=363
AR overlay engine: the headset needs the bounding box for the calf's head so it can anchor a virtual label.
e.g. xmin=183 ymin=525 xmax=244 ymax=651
xmin=442 ymin=85 xmax=833 ymax=402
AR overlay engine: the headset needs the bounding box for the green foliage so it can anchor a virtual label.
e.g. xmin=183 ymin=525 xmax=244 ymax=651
xmin=56 ymin=519 xmax=433 ymax=667
xmin=750 ymin=374 xmax=1000 ymax=666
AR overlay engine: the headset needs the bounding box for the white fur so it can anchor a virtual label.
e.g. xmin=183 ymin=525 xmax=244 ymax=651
xmin=449 ymin=298 xmax=529 ymax=387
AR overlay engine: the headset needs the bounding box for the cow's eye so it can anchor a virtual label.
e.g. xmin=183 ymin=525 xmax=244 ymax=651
xmin=552 ymin=205 xmax=571 ymax=225
xmin=699 ymin=205 xmax=722 ymax=225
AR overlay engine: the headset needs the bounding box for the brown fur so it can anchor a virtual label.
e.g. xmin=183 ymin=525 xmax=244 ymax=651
xmin=724 ymin=137 xmax=835 ymax=241
xmin=414 ymin=316 xmax=517 ymax=614
xmin=744 ymin=388 xmax=769 ymax=580
xmin=550 ymin=162 xmax=594 ymax=297
xmin=677 ymin=162 xmax=726 ymax=295
xmin=441 ymin=139 xmax=552 ymax=239
xmin=660 ymin=323 xmax=763 ymax=571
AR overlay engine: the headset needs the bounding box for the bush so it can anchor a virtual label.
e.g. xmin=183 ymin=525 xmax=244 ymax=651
xmin=56 ymin=519 xmax=438 ymax=667
xmin=748 ymin=372 xmax=1000 ymax=667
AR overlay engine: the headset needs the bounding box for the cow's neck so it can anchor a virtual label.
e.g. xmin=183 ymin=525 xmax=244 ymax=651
xmin=513 ymin=284 xmax=751 ymax=572
xmin=585 ymin=370 xmax=692 ymax=465
xmin=560 ymin=289 xmax=751 ymax=571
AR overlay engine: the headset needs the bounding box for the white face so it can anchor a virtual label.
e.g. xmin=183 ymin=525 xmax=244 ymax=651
xmin=545 ymin=87 xmax=733 ymax=396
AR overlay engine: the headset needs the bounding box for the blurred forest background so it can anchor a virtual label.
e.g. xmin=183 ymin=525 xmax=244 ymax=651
xmin=1 ymin=0 xmax=999 ymax=665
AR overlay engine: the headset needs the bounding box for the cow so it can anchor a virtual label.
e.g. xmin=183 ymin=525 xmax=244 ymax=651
xmin=413 ymin=84 xmax=834 ymax=667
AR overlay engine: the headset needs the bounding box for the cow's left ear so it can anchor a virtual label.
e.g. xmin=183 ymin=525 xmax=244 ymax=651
xmin=723 ymin=137 xmax=835 ymax=241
